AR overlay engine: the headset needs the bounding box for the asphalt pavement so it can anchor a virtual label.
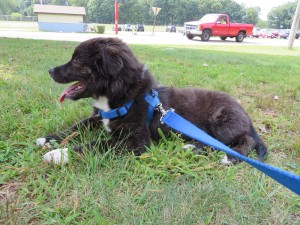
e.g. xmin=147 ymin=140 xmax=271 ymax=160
xmin=1 ymin=29 xmax=300 ymax=47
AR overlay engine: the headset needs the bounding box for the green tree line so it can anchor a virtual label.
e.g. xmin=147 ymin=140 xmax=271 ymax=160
xmin=0 ymin=0 xmax=298 ymax=28
xmin=268 ymin=1 xmax=298 ymax=29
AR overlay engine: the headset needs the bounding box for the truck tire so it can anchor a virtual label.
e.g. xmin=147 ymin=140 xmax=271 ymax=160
xmin=236 ymin=32 xmax=245 ymax=42
xmin=186 ymin=33 xmax=195 ymax=40
xmin=201 ymin=30 xmax=211 ymax=41
xmin=220 ymin=36 xmax=227 ymax=41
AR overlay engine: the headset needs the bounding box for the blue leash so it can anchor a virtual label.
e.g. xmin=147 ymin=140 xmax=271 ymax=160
xmin=161 ymin=110 xmax=300 ymax=195
xmin=145 ymin=91 xmax=300 ymax=195
xmin=98 ymin=90 xmax=300 ymax=195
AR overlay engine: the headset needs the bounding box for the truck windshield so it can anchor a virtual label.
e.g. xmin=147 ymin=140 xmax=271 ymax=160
xmin=199 ymin=14 xmax=220 ymax=23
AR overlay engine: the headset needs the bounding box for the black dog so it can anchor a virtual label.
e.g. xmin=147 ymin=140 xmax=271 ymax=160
xmin=37 ymin=37 xmax=267 ymax=164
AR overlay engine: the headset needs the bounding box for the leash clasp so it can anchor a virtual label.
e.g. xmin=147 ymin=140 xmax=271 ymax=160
xmin=155 ymin=103 xmax=174 ymax=124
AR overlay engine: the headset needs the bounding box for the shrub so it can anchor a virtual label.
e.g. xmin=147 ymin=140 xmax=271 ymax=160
xmin=11 ymin=13 xmax=22 ymax=21
xmin=95 ymin=24 xmax=105 ymax=34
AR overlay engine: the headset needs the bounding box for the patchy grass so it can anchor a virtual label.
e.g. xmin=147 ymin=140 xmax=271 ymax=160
xmin=0 ymin=38 xmax=299 ymax=224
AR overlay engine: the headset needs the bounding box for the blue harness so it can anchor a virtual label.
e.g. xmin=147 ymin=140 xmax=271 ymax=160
xmin=98 ymin=99 xmax=134 ymax=120
xmin=98 ymin=90 xmax=159 ymax=126
xmin=98 ymin=90 xmax=300 ymax=195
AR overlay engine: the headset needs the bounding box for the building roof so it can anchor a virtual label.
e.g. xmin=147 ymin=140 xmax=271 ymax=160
xmin=33 ymin=4 xmax=86 ymax=15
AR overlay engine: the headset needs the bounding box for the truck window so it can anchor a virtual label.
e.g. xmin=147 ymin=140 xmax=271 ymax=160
xmin=218 ymin=16 xmax=227 ymax=24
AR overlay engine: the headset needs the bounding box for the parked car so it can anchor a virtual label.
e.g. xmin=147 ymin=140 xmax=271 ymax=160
xmin=257 ymin=30 xmax=267 ymax=38
xmin=270 ymin=30 xmax=280 ymax=38
xmin=251 ymin=29 xmax=267 ymax=38
xmin=112 ymin=25 xmax=122 ymax=31
xmin=265 ymin=31 xmax=276 ymax=39
xmin=252 ymin=30 xmax=260 ymax=38
xmin=123 ymin=24 xmax=132 ymax=31
xmin=279 ymin=31 xmax=289 ymax=39
xmin=134 ymin=24 xmax=144 ymax=32
xmin=166 ymin=25 xmax=176 ymax=32
xmin=279 ymin=30 xmax=300 ymax=39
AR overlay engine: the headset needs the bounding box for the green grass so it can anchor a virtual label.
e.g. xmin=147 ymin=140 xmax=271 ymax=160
xmin=0 ymin=38 xmax=300 ymax=224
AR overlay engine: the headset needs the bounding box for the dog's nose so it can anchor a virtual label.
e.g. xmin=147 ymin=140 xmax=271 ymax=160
xmin=48 ymin=68 xmax=54 ymax=75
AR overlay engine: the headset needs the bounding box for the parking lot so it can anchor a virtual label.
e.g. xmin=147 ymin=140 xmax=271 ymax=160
xmin=1 ymin=28 xmax=300 ymax=47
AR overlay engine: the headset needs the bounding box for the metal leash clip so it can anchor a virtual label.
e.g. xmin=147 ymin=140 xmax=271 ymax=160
xmin=155 ymin=103 xmax=174 ymax=124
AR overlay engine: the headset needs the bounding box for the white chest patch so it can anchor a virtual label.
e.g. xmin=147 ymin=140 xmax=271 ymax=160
xmin=93 ymin=97 xmax=112 ymax=132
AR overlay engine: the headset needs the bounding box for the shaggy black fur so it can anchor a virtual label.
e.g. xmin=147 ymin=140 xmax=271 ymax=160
xmin=40 ymin=37 xmax=267 ymax=163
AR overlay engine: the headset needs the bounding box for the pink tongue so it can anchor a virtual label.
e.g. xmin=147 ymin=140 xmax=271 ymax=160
xmin=59 ymin=82 xmax=82 ymax=103
xmin=59 ymin=93 xmax=66 ymax=103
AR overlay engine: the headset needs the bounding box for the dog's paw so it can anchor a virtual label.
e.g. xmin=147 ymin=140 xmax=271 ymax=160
xmin=220 ymin=155 xmax=234 ymax=166
xmin=36 ymin=135 xmax=61 ymax=148
xmin=36 ymin=137 xmax=52 ymax=148
xmin=182 ymin=144 xmax=205 ymax=155
xmin=182 ymin=144 xmax=196 ymax=150
xmin=43 ymin=148 xmax=69 ymax=164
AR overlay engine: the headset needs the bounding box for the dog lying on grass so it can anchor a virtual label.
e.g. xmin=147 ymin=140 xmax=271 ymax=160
xmin=37 ymin=37 xmax=267 ymax=165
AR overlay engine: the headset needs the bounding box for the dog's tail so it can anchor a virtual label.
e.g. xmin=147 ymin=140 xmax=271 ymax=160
xmin=251 ymin=125 xmax=268 ymax=161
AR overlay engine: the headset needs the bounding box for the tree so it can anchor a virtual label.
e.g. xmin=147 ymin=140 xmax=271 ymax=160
xmin=267 ymin=2 xmax=297 ymax=29
xmin=154 ymin=0 xmax=187 ymax=25
xmin=256 ymin=19 xmax=268 ymax=28
xmin=183 ymin=0 xmax=201 ymax=22
xmin=119 ymin=0 xmax=141 ymax=24
xmin=87 ymin=0 xmax=115 ymax=23
xmin=68 ymin=0 xmax=89 ymax=7
xmin=3 ymin=0 xmax=261 ymax=25
xmin=198 ymin=0 xmax=222 ymax=18
xmin=18 ymin=0 xmax=36 ymax=16
xmin=51 ymin=0 xmax=68 ymax=5
xmin=197 ymin=0 xmax=246 ymax=23
xmin=244 ymin=7 xmax=260 ymax=25
xmin=135 ymin=0 xmax=155 ymax=25
xmin=87 ymin=0 xmax=103 ymax=22
xmin=0 ymin=0 xmax=17 ymax=15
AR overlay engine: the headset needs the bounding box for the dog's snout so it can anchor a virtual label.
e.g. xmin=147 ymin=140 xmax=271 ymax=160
xmin=48 ymin=68 xmax=55 ymax=75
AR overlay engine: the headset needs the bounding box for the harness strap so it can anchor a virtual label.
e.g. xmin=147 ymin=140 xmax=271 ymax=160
xmin=98 ymin=100 xmax=134 ymax=119
xmin=144 ymin=89 xmax=160 ymax=108
xmin=98 ymin=90 xmax=159 ymax=126
xmin=144 ymin=90 xmax=160 ymax=126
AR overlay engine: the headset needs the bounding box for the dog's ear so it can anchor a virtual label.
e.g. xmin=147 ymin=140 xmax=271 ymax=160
xmin=96 ymin=45 xmax=124 ymax=77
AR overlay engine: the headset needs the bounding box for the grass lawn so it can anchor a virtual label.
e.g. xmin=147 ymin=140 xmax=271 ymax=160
xmin=0 ymin=38 xmax=300 ymax=224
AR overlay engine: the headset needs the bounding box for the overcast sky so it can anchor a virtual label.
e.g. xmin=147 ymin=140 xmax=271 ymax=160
xmin=235 ymin=0 xmax=296 ymax=20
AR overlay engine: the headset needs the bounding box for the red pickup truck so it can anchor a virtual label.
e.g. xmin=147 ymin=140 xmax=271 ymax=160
xmin=184 ymin=14 xmax=253 ymax=42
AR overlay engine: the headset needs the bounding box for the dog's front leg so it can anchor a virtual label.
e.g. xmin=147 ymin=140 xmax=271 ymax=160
xmin=43 ymin=127 xmax=151 ymax=164
xmin=36 ymin=116 xmax=102 ymax=148
xmin=72 ymin=128 xmax=150 ymax=155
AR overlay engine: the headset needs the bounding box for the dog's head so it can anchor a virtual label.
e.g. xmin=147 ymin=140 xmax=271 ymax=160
xmin=49 ymin=37 xmax=145 ymax=102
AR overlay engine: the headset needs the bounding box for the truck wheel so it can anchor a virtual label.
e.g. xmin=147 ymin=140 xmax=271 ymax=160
xmin=186 ymin=33 xmax=195 ymax=40
xmin=236 ymin=32 xmax=245 ymax=42
xmin=201 ymin=30 xmax=211 ymax=41
xmin=220 ymin=36 xmax=227 ymax=41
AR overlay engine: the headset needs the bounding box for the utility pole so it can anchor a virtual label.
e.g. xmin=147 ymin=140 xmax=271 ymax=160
xmin=115 ymin=0 xmax=119 ymax=35
xmin=287 ymin=0 xmax=300 ymax=49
